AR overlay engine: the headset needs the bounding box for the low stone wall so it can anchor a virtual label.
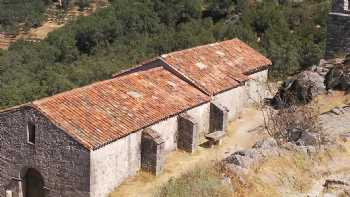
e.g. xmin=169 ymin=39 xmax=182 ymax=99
xmin=0 ymin=106 xmax=90 ymax=197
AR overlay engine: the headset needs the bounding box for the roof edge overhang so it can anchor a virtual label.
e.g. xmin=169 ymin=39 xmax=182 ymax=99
xmin=0 ymin=103 xmax=32 ymax=114
xmin=0 ymin=103 xmax=92 ymax=151
xmin=243 ymin=64 xmax=271 ymax=76
xmin=31 ymin=103 xmax=93 ymax=151
xmin=91 ymin=99 xmax=211 ymax=150
xmin=212 ymin=81 xmax=246 ymax=97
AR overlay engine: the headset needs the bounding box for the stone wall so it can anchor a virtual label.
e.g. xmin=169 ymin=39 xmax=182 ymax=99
xmin=331 ymin=0 xmax=350 ymax=13
xmin=213 ymin=70 xmax=268 ymax=122
xmin=141 ymin=129 xmax=165 ymax=175
xmin=326 ymin=13 xmax=350 ymax=58
xmin=213 ymin=86 xmax=247 ymax=121
xmin=177 ymin=114 xmax=198 ymax=153
xmin=150 ymin=116 xmax=178 ymax=154
xmin=0 ymin=106 xmax=90 ymax=197
xmin=186 ymin=103 xmax=210 ymax=140
xmin=90 ymin=130 xmax=142 ymax=197
xmin=209 ymin=103 xmax=228 ymax=133
xmin=326 ymin=0 xmax=350 ymax=58
xmin=246 ymin=70 xmax=269 ymax=104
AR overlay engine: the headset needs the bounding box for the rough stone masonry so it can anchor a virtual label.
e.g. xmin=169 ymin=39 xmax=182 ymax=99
xmin=326 ymin=0 xmax=350 ymax=58
xmin=0 ymin=106 xmax=90 ymax=197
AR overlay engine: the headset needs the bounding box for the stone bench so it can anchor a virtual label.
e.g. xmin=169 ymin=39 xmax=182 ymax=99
xmin=205 ymin=130 xmax=225 ymax=147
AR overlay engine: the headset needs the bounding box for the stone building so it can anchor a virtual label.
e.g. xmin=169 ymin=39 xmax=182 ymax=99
xmin=0 ymin=39 xmax=271 ymax=197
xmin=326 ymin=0 xmax=350 ymax=58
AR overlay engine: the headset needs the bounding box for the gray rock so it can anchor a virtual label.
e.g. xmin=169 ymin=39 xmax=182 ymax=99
xmin=319 ymin=59 xmax=328 ymax=67
xmin=224 ymin=150 xmax=259 ymax=169
xmin=325 ymin=65 xmax=350 ymax=92
xmin=299 ymin=131 xmax=320 ymax=146
xmin=282 ymin=142 xmax=300 ymax=151
xmin=266 ymin=70 xmax=326 ymax=108
xmin=340 ymin=132 xmax=350 ymax=142
xmin=296 ymin=70 xmax=326 ymax=96
xmin=221 ymin=176 xmax=232 ymax=186
xmin=287 ymin=128 xmax=303 ymax=142
xmin=252 ymin=138 xmax=278 ymax=149
xmin=331 ymin=107 xmax=344 ymax=115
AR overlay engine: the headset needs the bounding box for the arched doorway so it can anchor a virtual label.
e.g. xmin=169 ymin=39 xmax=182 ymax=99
xmin=24 ymin=168 xmax=45 ymax=197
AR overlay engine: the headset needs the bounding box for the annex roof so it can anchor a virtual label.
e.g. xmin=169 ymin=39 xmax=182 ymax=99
xmin=161 ymin=39 xmax=272 ymax=95
xmin=32 ymin=67 xmax=210 ymax=150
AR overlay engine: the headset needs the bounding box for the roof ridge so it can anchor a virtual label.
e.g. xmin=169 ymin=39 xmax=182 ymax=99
xmin=159 ymin=57 xmax=212 ymax=95
xmin=161 ymin=38 xmax=239 ymax=58
xmin=33 ymin=66 xmax=164 ymax=105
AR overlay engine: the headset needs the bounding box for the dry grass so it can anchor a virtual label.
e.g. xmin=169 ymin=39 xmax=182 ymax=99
xmin=228 ymin=141 xmax=350 ymax=197
xmin=157 ymin=141 xmax=350 ymax=197
xmin=154 ymin=164 xmax=232 ymax=197
xmin=315 ymin=91 xmax=350 ymax=113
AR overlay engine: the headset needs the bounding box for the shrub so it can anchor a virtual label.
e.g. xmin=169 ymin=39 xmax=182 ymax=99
xmin=155 ymin=165 xmax=232 ymax=197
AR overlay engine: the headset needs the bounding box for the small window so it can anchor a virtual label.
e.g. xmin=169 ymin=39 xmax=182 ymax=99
xmin=27 ymin=122 xmax=36 ymax=144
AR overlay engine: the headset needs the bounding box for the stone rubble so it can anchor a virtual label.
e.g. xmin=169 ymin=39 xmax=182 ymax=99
xmin=223 ymin=105 xmax=350 ymax=186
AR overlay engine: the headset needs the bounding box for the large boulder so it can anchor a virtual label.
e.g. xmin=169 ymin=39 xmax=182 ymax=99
xmin=266 ymin=70 xmax=325 ymax=108
xmin=297 ymin=131 xmax=320 ymax=146
xmin=296 ymin=71 xmax=326 ymax=97
xmin=286 ymin=128 xmax=320 ymax=146
xmin=325 ymin=60 xmax=350 ymax=92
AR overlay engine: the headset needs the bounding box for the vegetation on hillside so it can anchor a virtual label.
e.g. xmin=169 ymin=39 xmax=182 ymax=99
xmin=0 ymin=0 xmax=92 ymax=33
xmin=0 ymin=0 xmax=50 ymax=33
xmin=0 ymin=0 xmax=330 ymax=109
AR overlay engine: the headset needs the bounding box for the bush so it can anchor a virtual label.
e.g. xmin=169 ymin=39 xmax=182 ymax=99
xmin=155 ymin=165 xmax=232 ymax=197
xmin=262 ymin=101 xmax=321 ymax=144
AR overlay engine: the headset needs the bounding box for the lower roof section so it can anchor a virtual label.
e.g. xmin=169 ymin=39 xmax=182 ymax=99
xmin=32 ymin=67 xmax=210 ymax=150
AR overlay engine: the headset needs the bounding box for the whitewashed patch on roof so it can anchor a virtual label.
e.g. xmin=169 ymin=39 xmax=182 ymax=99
xmin=216 ymin=51 xmax=225 ymax=57
xmin=195 ymin=62 xmax=207 ymax=70
xmin=127 ymin=91 xmax=143 ymax=98
xmin=167 ymin=81 xmax=177 ymax=88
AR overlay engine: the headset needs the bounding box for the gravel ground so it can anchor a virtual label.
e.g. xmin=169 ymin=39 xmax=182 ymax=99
xmin=320 ymin=105 xmax=350 ymax=134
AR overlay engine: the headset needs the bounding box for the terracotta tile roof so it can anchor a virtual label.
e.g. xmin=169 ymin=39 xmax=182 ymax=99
xmin=32 ymin=67 xmax=210 ymax=150
xmin=161 ymin=38 xmax=272 ymax=95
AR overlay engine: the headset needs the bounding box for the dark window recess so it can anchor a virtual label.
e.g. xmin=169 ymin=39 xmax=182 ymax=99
xmin=27 ymin=122 xmax=36 ymax=144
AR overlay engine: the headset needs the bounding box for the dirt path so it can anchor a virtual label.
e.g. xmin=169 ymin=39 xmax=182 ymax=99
xmin=110 ymin=107 xmax=266 ymax=197
xmin=0 ymin=0 xmax=110 ymax=49
xmin=22 ymin=22 xmax=64 ymax=40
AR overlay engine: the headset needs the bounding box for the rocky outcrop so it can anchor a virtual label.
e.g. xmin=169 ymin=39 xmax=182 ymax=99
xmin=323 ymin=178 xmax=350 ymax=196
xmin=325 ymin=64 xmax=350 ymax=92
xmin=224 ymin=105 xmax=350 ymax=172
xmin=266 ymin=70 xmax=326 ymax=108
xmin=266 ymin=57 xmax=350 ymax=108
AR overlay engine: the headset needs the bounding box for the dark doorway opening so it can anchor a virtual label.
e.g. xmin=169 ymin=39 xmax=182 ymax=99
xmin=24 ymin=168 xmax=45 ymax=197
xmin=141 ymin=128 xmax=165 ymax=176
xmin=177 ymin=114 xmax=198 ymax=153
xmin=209 ymin=103 xmax=228 ymax=133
